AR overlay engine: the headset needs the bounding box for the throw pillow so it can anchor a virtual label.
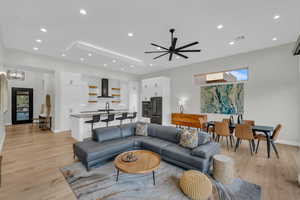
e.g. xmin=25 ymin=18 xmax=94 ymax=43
xmin=198 ymin=131 xmax=211 ymax=145
xmin=135 ymin=122 xmax=148 ymax=136
xmin=179 ymin=129 xmax=199 ymax=149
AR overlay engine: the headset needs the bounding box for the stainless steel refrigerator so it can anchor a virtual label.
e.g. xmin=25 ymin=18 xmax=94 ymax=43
xmin=150 ymin=97 xmax=162 ymax=124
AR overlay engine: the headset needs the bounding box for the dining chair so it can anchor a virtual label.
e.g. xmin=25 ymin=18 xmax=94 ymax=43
xmin=243 ymin=120 xmax=255 ymax=126
xmin=214 ymin=121 xmax=232 ymax=150
xmin=234 ymin=124 xmax=255 ymax=155
xmin=255 ymin=124 xmax=282 ymax=159
xmin=222 ymin=118 xmax=235 ymax=145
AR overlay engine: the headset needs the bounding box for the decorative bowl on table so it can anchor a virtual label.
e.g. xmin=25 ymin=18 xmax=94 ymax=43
xmin=121 ymin=152 xmax=138 ymax=162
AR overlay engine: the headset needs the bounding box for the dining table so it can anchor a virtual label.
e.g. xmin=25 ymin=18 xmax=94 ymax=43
xmin=206 ymin=121 xmax=274 ymax=158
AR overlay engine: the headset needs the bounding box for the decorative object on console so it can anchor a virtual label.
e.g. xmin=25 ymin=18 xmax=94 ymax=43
xmin=179 ymin=129 xmax=199 ymax=149
xmin=201 ymin=83 xmax=244 ymax=114
xmin=178 ymin=99 xmax=185 ymax=114
xmin=145 ymin=29 xmax=201 ymax=61
xmin=135 ymin=122 xmax=148 ymax=136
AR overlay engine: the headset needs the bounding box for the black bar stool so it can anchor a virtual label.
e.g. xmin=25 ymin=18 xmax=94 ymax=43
xmin=127 ymin=112 xmax=137 ymax=123
xmin=101 ymin=113 xmax=115 ymax=127
xmin=116 ymin=112 xmax=128 ymax=126
xmin=85 ymin=115 xmax=101 ymax=133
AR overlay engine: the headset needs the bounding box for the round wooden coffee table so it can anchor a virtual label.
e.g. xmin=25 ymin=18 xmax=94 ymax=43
xmin=114 ymin=150 xmax=161 ymax=185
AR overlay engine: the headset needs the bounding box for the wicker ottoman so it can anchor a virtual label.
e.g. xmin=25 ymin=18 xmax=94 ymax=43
xmin=179 ymin=170 xmax=212 ymax=200
xmin=213 ymin=154 xmax=234 ymax=184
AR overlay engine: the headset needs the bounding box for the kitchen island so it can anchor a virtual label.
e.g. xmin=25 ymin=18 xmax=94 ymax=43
xmin=70 ymin=110 xmax=134 ymax=141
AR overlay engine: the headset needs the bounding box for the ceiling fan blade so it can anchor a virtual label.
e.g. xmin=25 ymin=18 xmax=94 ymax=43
xmin=174 ymin=52 xmax=188 ymax=59
xmin=151 ymin=43 xmax=169 ymax=50
xmin=153 ymin=52 xmax=169 ymax=59
xmin=169 ymin=52 xmax=173 ymax=61
xmin=171 ymin=37 xmax=178 ymax=50
xmin=145 ymin=50 xmax=169 ymax=53
xmin=177 ymin=49 xmax=201 ymax=52
xmin=176 ymin=41 xmax=199 ymax=51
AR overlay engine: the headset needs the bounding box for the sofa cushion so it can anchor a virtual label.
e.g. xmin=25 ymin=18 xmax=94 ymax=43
xmin=162 ymin=144 xmax=208 ymax=169
xmin=92 ymin=126 xmax=122 ymax=142
xmin=140 ymin=137 xmax=174 ymax=154
xmin=179 ymin=129 xmax=199 ymax=149
xmin=147 ymin=123 xmax=162 ymax=137
xmin=75 ymin=138 xmax=134 ymax=162
xmin=154 ymin=126 xmax=179 ymax=143
xmin=121 ymin=123 xmax=136 ymax=137
xmin=191 ymin=142 xmax=220 ymax=159
xmin=135 ymin=122 xmax=148 ymax=136
xmin=198 ymin=131 xmax=211 ymax=145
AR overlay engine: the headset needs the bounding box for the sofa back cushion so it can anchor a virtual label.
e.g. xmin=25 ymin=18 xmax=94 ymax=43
xmin=121 ymin=123 xmax=136 ymax=137
xmin=147 ymin=123 xmax=162 ymax=137
xmin=92 ymin=126 xmax=122 ymax=142
xmin=154 ymin=125 xmax=179 ymax=143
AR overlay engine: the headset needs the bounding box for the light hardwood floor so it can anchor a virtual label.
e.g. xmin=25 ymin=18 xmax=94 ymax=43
xmin=0 ymin=124 xmax=299 ymax=200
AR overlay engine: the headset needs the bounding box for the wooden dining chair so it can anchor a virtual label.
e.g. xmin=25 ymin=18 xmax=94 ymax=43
xmin=234 ymin=124 xmax=255 ymax=155
xmin=243 ymin=120 xmax=255 ymax=126
xmin=255 ymin=124 xmax=282 ymax=159
xmin=214 ymin=122 xmax=232 ymax=150
xmin=222 ymin=118 xmax=235 ymax=144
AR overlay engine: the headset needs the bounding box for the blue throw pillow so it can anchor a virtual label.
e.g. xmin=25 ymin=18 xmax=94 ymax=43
xmin=198 ymin=131 xmax=211 ymax=145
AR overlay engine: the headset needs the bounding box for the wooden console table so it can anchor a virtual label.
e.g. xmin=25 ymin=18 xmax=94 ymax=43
xmin=171 ymin=113 xmax=207 ymax=129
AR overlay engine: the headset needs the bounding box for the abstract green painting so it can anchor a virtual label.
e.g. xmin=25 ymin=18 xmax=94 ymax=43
xmin=200 ymin=83 xmax=244 ymax=114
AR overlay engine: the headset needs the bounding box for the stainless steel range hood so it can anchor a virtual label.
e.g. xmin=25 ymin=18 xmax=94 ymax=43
xmin=97 ymin=78 xmax=113 ymax=98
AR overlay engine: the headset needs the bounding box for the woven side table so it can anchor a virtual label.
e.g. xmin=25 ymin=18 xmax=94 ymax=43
xmin=213 ymin=154 xmax=234 ymax=184
xmin=180 ymin=170 xmax=212 ymax=200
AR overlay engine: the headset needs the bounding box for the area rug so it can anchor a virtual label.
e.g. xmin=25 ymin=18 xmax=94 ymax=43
xmin=60 ymin=161 xmax=261 ymax=200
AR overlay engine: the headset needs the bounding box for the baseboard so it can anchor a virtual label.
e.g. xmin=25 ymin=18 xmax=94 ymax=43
xmin=276 ymin=139 xmax=300 ymax=147
xmin=52 ymin=129 xmax=70 ymax=133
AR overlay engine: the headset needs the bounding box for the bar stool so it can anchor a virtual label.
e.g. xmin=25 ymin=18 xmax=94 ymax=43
xmin=85 ymin=115 xmax=101 ymax=133
xmin=116 ymin=112 xmax=128 ymax=126
xmin=127 ymin=112 xmax=137 ymax=123
xmin=101 ymin=113 xmax=115 ymax=127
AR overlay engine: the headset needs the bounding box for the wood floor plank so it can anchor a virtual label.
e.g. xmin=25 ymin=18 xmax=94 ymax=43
xmin=0 ymin=124 xmax=299 ymax=200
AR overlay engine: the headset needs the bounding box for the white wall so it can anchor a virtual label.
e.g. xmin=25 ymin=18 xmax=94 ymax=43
xmin=140 ymin=43 xmax=300 ymax=145
xmin=0 ymin=28 xmax=5 ymax=152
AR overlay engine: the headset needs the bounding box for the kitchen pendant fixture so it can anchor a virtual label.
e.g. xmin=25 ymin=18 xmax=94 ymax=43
xmin=145 ymin=29 xmax=201 ymax=61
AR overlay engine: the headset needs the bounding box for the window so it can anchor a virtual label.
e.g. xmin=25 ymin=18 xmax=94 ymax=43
xmin=194 ymin=68 xmax=248 ymax=85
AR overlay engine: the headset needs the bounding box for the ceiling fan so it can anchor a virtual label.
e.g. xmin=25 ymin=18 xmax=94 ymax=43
xmin=145 ymin=29 xmax=201 ymax=61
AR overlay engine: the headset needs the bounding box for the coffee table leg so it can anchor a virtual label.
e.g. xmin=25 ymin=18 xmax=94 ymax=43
xmin=116 ymin=169 xmax=119 ymax=182
xmin=152 ymin=171 xmax=156 ymax=185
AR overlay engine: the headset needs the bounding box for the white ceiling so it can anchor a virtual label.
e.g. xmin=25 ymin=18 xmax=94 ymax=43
xmin=0 ymin=0 xmax=300 ymax=75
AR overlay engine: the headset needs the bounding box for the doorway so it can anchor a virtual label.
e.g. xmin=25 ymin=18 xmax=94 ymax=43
xmin=11 ymin=87 xmax=33 ymax=124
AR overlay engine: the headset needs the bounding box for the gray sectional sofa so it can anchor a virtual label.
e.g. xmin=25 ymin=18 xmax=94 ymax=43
xmin=73 ymin=123 xmax=220 ymax=173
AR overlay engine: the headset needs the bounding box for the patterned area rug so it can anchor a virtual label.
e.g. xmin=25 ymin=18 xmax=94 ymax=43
xmin=60 ymin=161 xmax=261 ymax=200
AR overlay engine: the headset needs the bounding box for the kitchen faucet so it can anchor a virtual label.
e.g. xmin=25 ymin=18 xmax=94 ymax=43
xmin=105 ymin=102 xmax=110 ymax=113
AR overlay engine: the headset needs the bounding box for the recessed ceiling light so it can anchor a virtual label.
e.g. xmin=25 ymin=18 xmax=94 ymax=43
xmin=36 ymin=39 xmax=42 ymax=43
xmin=103 ymin=64 xmax=107 ymax=67
xmin=149 ymin=64 xmax=153 ymax=66
xmin=40 ymin=28 xmax=47 ymax=33
xmin=121 ymin=68 xmax=125 ymax=71
xmin=88 ymin=53 xmax=92 ymax=57
xmin=217 ymin=24 xmax=224 ymax=29
xmin=62 ymin=53 xmax=66 ymax=57
xmin=80 ymin=58 xmax=85 ymax=62
xmin=130 ymin=65 xmax=134 ymax=68
xmin=156 ymin=47 xmax=161 ymax=50
xmin=112 ymin=60 xmax=116 ymax=63
xmin=80 ymin=9 xmax=87 ymax=15
xmin=33 ymin=47 xmax=39 ymax=51
xmin=273 ymin=15 xmax=280 ymax=20
xmin=229 ymin=41 xmax=235 ymax=45
xmin=272 ymin=37 xmax=277 ymax=41
xmin=128 ymin=32 xmax=134 ymax=37
xmin=176 ymin=56 xmax=180 ymax=59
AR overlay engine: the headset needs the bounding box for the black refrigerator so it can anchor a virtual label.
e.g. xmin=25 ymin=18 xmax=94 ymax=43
xmin=150 ymin=97 xmax=162 ymax=124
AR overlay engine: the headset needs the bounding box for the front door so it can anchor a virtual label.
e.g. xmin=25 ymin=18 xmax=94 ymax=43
xmin=12 ymin=87 xmax=33 ymax=124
